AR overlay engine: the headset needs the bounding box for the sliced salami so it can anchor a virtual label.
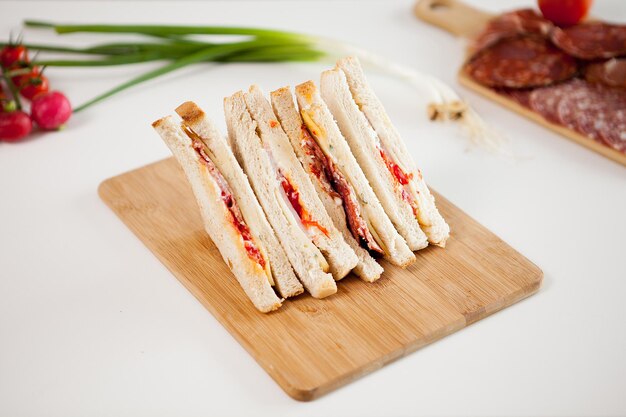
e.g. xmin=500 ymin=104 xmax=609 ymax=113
xmin=466 ymin=37 xmax=578 ymax=89
xmin=472 ymin=9 xmax=554 ymax=52
xmin=529 ymin=80 xmax=581 ymax=123
xmin=525 ymin=79 xmax=626 ymax=153
xmin=557 ymin=83 xmax=604 ymax=141
xmin=601 ymin=109 xmax=626 ymax=153
xmin=549 ymin=81 xmax=626 ymax=151
xmin=551 ymin=22 xmax=626 ymax=60
xmin=585 ymin=58 xmax=626 ymax=89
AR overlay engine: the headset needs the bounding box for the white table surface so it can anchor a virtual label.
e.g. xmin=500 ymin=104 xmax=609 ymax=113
xmin=1 ymin=0 xmax=625 ymax=416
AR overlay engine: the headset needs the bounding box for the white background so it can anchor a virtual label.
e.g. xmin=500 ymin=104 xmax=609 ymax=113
xmin=1 ymin=1 xmax=625 ymax=416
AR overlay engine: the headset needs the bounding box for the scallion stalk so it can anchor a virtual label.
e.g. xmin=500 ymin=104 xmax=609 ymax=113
xmin=72 ymin=39 xmax=296 ymax=113
xmin=24 ymin=20 xmax=311 ymax=42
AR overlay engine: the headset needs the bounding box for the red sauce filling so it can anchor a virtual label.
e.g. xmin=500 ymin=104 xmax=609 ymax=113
xmin=189 ymin=136 xmax=266 ymax=269
xmin=279 ymin=170 xmax=330 ymax=237
xmin=378 ymin=146 xmax=421 ymax=219
xmin=378 ymin=146 xmax=413 ymax=185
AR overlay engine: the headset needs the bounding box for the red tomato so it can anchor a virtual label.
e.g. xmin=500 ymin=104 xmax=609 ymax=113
xmin=0 ymin=45 xmax=29 ymax=69
xmin=538 ymin=0 xmax=593 ymax=26
xmin=18 ymin=74 xmax=49 ymax=101
xmin=11 ymin=67 xmax=41 ymax=88
xmin=0 ymin=111 xmax=32 ymax=141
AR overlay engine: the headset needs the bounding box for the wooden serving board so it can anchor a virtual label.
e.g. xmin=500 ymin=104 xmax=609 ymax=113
xmin=99 ymin=157 xmax=542 ymax=401
xmin=414 ymin=0 xmax=626 ymax=167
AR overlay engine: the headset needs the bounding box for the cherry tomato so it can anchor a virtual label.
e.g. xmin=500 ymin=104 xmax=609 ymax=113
xmin=11 ymin=66 xmax=41 ymax=88
xmin=18 ymin=73 xmax=49 ymax=100
xmin=538 ymin=0 xmax=593 ymax=26
xmin=0 ymin=111 xmax=32 ymax=142
xmin=31 ymin=91 xmax=72 ymax=130
xmin=0 ymin=45 xmax=29 ymax=69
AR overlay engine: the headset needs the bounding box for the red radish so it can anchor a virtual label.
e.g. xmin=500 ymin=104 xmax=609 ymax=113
xmin=538 ymin=0 xmax=593 ymax=26
xmin=31 ymin=91 xmax=72 ymax=130
xmin=0 ymin=45 xmax=29 ymax=69
xmin=0 ymin=111 xmax=32 ymax=141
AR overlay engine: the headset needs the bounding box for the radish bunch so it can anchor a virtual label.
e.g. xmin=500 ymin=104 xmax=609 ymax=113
xmin=0 ymin=43 xmax=72 ymax=142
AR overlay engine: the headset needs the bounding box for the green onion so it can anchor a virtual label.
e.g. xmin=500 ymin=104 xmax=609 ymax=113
xmin=34 ymin=53 xmax=169 ymax=67
xmin=23 ymin=20 xmax=327 ymax=111
xmin=24 ymin=20 xmax=311 ymax=41
xmin=72 ymin=39 xmax=300 ymax=113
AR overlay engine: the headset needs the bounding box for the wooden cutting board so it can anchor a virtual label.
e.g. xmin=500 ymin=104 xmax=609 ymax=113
xmin=414 ymin=0 xmax=626 ymax=167
xmin=99 ymin=157 xmax=542 ymax=401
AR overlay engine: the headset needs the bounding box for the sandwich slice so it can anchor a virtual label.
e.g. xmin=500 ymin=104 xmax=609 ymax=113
xmin=153 ymin=106 xmax=303 ymax=313
xmin=271 ymin=86 xmax=384 ymax=282
xmin=242 ymin=85 xmax=358 ymax=280
xmin=295 ymin=80 xmax=416 ymax=268
xmin=224 ymin=90 xmax=338 ymax=298
xmin=335 ymin=56 xmax=450 ymax=247
xmin=320 ymin=68 xmax=428 ymax=251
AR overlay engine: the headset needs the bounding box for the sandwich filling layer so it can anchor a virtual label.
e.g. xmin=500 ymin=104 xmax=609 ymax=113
xmin=278 ymin=170 xmax=330 ymax=238
xmin=185 ymin=127 xmax=268 ymax=272
xmin=376 ymin=140 xmax=430 ymax=228
xmin=260 ymin=137 xmax=329 ymax=240
xmin=299 ymin=123 xmax=383 ymax=255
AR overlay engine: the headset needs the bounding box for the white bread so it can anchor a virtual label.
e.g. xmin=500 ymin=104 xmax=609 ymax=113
xmin=320 ymin=68 xmax=429 ymax=251
xmin=295 ymin=81 xmax=415 ymax=268
xmin=337 ymin=56 xmax=450 ymax=247
xmin=224 ymin=91 xmax=337 ymax=298
xmin=175 ymin=102 xmax=303 ymax=298
xmin=243 ymin=85 xmax=358 ymax=280
xmin=270 ymin=86 xmax=383 ymax=282
xmin=152 ymin=116 xmax=282 ymax=313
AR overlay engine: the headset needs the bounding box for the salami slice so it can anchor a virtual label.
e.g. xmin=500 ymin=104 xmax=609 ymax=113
xmin=551 ymin=22 xmax=626 ymax=60
xmin=602 ymin=109 xmax=626 ymax=153
xmin=526 ymin=79 xmax=626 ymax=153
xmin=547 ymin=80 xmax=626 ymax=151
xmin=529 ymin=80 xmax=581 ymax=123
xmin=472 ymin=9 xmax=554 ymax=52
xmin=585 ymin=58 xmax=626 ymax=89
xmin=465 ymin=37 xmax=578 ymax=89
xmin=596 ymin=88 xmax=626 ymax=152
xmin=556 ymin=82 xmax=604 ymax=141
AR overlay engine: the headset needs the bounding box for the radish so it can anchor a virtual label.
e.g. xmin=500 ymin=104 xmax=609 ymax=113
xmin=31 ymin=91 xmax=72 ymax=130
xmin=0 ymin=111 xmax=32 ymax=142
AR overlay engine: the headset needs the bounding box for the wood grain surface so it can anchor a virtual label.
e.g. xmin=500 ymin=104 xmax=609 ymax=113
xmin=99 ymin=157 xmax=543 ymax=401
xmin=414 ymin=0 xmax=626 ymax=167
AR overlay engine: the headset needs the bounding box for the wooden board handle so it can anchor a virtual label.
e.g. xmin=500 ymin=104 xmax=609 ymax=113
xmin=413 ymin=0 xmax=493 ymax=39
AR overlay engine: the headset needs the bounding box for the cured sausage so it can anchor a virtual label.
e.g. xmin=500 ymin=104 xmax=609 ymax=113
xmin=551 ymin=22 xmax=626 ymax=60
xmin=585 ymin=58 xmax=626 ymax=89
xmin=465 ymin=37 xmax=577 ymax=88
xmin=529 ymin=81 xmax=580 ymax=123
xmin=472 ymin=9 xmax=554 ymax=52
xmin=525 ymin=79 xmax=626 ymax=152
